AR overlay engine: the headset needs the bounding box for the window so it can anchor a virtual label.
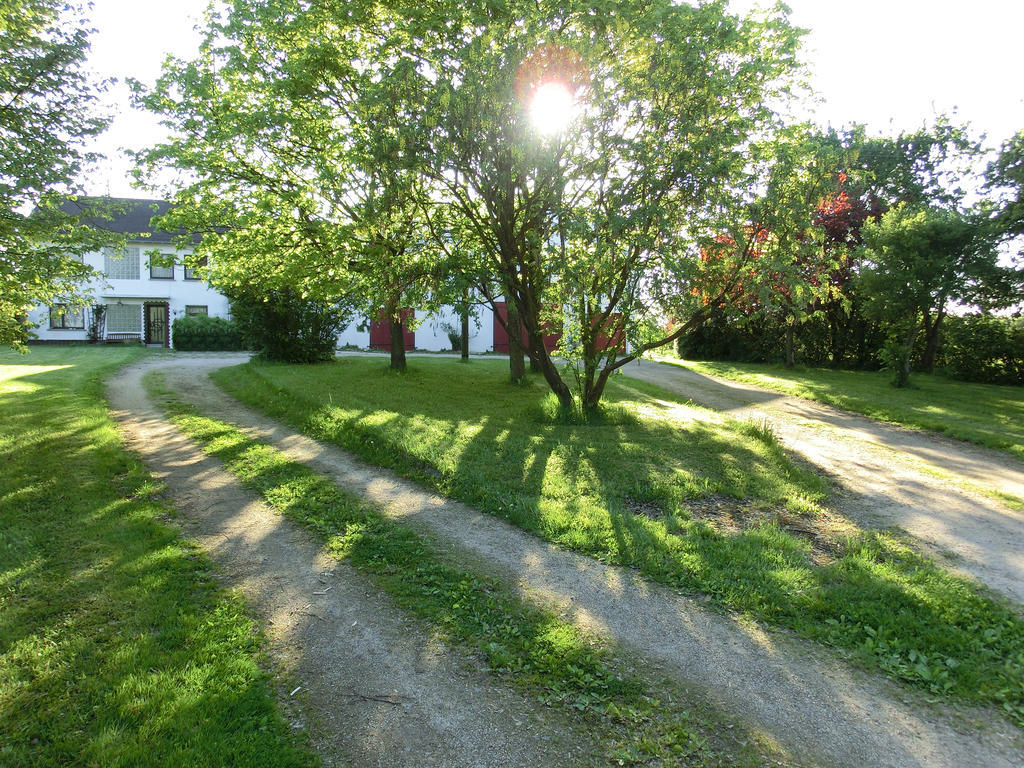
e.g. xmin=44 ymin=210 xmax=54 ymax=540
xmin=105 ymin=303 xmax=142 ymax=333
xmin=149 ymin=256 xmax=174 ymax=280
xmin=104 ymin=246 xmax=140 ymax=280
xmin=185 ymin=305 xmax=208 ymax=317
xmin=49 ymin=304 xmax=84 ymax=330
xmin=184 ymin=256 xmax=208 ymax=281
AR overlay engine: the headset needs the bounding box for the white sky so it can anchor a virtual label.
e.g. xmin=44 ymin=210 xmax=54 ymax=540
xmin=81 ymin=0 xmax=1024 ymax=197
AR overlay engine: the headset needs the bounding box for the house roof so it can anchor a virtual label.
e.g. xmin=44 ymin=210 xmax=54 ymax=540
xmin=56 ymin=196 xmax=199 ymax=245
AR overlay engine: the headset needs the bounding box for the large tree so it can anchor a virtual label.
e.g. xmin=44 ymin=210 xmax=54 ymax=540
xmin=720 ymin=128 xmax=856 ymax=368
xmin=413 ymin=0 xmax=803 ymax=412
xmin=135 ymin=0 xmax=448 ymax=370
xmin=795 ymin=118 xmax=982 ymax=370
xmin=986 ymin=130 xmax=1024 ymax=264
xmin=0 ymin=0 xmax=114 ymax=348
xmin=860 ymin=204 xmax=1002 ymax=387
xmin=139 ymin=0 xmax=802 ymax=410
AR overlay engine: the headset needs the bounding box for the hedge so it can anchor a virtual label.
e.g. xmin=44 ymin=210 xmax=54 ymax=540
xmin=938 ymin=314 xmax=1024 ymax=386
xmin=228 ymin=288 xmax=348 ymax=363
xmin=172 ymin=314 xmax=245 ymax=351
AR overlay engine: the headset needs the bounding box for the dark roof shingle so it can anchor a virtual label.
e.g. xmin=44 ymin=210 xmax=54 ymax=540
xmin=56 ymin=197 xmax=198 ymax=244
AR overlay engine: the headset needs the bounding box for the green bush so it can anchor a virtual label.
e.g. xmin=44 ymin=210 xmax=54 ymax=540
xmin=229 ymin=288 xmax=348 ymax=363
xmin=172 ymin=314 xmax=245 ymax=351
xmin=939 ymin=314 xmax=1024 ymax=385
xmin=677 ymin=313 xmax=780 ymax=363
xmin=677 ymin=303 xmax=886 ymax=371
xmin=677 ymin=305 xmax=1024 ymax=385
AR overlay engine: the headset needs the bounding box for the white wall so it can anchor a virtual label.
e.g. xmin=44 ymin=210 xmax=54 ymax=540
xmin=333 ymin=305 xmax=495 ymax=353
xmin=336 ymin=316 xmax=369 ymax=349
xmin=31 ymin=243 xmax=501 ymax=354
xmin=413 ymin=306 xmax=493 ymax=353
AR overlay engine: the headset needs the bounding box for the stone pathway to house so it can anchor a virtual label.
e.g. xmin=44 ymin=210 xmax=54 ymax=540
xmin=107 ymin=355 xmax=1024 ymax=768
xmin=622 ymin=360 xmax=1024 ymax=606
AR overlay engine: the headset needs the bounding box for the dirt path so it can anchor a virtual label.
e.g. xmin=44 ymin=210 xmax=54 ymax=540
xmin=622 ymin=360 xmax=1024 ymax=606
xmin=106 ymin=355 xmax=599 ymax=768
xmin=108 ymin=355 xmax=1023 ymax=768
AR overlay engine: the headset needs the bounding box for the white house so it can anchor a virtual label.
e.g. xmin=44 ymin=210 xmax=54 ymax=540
xmin=28 ymin=197 xmax=229 ymax=347
xmin=29 ymin=196 xmax=562 ymax=356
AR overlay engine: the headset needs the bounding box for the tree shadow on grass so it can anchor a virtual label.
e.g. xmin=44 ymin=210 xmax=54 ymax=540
xmin=164 ymin=407 xmax=780 ymax=767
xmin=0 ymin=373 xmax=311 ymax=768
xmin=213 ymin=358 xmax=1024 ymax=725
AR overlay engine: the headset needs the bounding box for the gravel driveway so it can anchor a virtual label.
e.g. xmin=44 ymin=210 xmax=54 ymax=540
xmin=623 ymin=360 xmax=1024 ymax=606
xmin=105 ymin=355 xmax=1024 ymax=768
xmin=107 ymin=355 xmax=598 ymax=768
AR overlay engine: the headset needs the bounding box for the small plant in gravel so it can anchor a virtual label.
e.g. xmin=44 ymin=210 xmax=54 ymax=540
xmin=735 ymin=417 xmax=778 ymax=445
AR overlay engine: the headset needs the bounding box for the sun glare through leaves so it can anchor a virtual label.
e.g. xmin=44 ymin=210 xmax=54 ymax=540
xmin=530 ymin=81 xmax=575 ymax=135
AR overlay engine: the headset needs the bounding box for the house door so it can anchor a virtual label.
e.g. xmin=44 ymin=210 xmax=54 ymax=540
xmin=144 ymin=302 xmax=169 ymax=347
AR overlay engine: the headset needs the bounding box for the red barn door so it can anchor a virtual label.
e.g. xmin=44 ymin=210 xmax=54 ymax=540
xmin=369 ymin=309 xmax=415 ymax=350
xmin=492 ymin=302 xmax=561 ymax=353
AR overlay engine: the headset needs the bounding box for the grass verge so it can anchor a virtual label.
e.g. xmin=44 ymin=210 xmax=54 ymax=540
xmin=0 ymin=348 xmax=315 ymax=768
xmin=215 ymin=356 xmax=1024 ymax=725
xmin=146 ymin=371 xmax=778 ymax=768
xmin=671 ymin=358 xmax=1024 ymax=461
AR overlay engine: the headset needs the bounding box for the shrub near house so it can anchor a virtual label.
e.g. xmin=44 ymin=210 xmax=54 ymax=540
xmin=171 ymin=315 xmax=245 ymax=351
xmin=229 ymin=288 xmax=348 ymax=363
xmin=940 ymin=314 xmax=1024 ymax=385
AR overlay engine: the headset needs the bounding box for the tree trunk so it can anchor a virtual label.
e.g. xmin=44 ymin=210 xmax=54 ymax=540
xmin=784 ymin=316 xmax=796 ymax=368
xmin=583 ymin=375 xmax=607 ymax=414
xmin=827 ymin=304 xmax=846 ymax=368
xmin=920 ymin=310 xmax=945 ymax=374
xmin=504 ymin=282 xmax=573 ymax=408
xmin=582 ymin=357 xmax=604 ymax=415
xmin=895 ymin=321 xmax=917 ymax=388
xmin=460 ymin=302 xmax=470 ymax=361
xmin=528 ymin=329 xmax=574 ymax=409
xmin=389 ymin=314 xmax=406 ymax=371
xmin=580 ymin=318 xmax=603 ymax=415
xmin=506 ymin=301 xmax=526 ymax=383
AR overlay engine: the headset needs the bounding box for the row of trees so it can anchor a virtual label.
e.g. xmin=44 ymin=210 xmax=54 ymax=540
xmin=134 ymin=0 xmax=1022 ymax=401
xmin=6 ymin=0 xmax=1024 ymax=402
xmin=691 ymin=119 xmax=1024 ymax=386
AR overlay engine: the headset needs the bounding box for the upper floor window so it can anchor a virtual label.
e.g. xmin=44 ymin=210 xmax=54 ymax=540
xmin=184 ymin=256 xmax=208 ymax=281
xmin=149 ymin=258 xmax=174 ymax=280
xmin=104 ymin=246 xmax=140 ymax=280
xmin=49 ymin=304 xmax=84 ymax=330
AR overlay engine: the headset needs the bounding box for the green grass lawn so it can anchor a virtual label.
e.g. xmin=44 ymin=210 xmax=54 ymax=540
xmin=215 ymin=356 xmax=1024 ymax=724
xmin=148 ymin=372 xmax=775 ymax=767
xmin=670 ymin=358 xmax=1024 ymax=461
xmin=0 ymin=348 xmax=314 ymax=768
